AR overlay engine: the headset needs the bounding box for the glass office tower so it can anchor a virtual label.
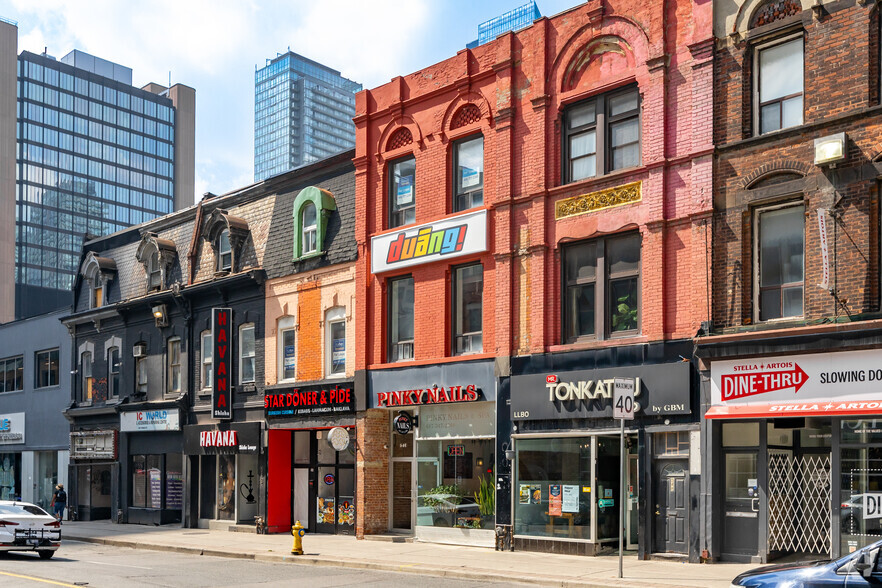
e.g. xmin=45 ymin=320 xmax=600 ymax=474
xmin=254 ymin=52 xmax=361 ymax=182
xmin=14 ymin=50 xmax=187 ymax=318
xmin=476 ymin=1 xmax=541 ymax=46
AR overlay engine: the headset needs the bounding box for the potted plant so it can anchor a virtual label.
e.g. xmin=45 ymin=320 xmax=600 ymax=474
xmin=474 ymin=475 xmax=495 ymax=529
xmin=611 ymin=291 xmax=638 ymax=331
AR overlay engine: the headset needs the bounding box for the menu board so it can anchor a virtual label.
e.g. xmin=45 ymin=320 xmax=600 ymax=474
xmin=148 ymin=469 xmax=162 ymax=509
xmin=166 ymin=472 xmax=183 ymax=510
xmin=562 ymin=485 xmax=579 ymax=513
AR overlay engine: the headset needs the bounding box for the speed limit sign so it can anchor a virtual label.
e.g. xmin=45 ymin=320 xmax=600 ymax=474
xmin=613 ymin=378 xmax=636 ymax=420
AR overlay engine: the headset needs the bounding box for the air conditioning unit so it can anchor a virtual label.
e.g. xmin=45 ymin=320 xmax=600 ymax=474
xmin=132 ymin=344 xmax=147 ymax=358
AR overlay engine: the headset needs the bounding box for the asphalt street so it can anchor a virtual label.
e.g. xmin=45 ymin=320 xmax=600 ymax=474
xmin=0 ymin=540 xmax=527 ymax=587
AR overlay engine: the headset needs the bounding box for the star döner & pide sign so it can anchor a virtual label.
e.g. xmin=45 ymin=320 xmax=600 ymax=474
xmin=708 ymin=349 xmax=882 ymax=418
xmin=265 ymin=381 xmax=355 ymax=418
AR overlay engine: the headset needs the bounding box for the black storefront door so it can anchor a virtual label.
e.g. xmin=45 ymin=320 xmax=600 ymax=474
xmin=721 ymin=450 xmax=759 ymax=558
xmin=653 ymin=460 xmax=688 ymax=553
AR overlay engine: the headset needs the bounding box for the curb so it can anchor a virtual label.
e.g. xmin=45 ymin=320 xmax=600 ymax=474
xmin=64 ymin=534 xmax=662 ymax=588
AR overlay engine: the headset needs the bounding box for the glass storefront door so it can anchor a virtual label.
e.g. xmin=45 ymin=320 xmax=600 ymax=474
xmin=391 ymin=412 xmax=415 ymax=531
xmin=35 ymin=451 xmax=58 ymax=510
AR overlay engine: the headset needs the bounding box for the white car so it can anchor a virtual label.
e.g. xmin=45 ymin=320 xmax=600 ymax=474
xmin=0 ymin=500 xmax=61 ymax=559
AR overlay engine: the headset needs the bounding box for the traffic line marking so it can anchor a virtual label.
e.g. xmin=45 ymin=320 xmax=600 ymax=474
xmin=0 ymin=570 xmax=81 ymax=587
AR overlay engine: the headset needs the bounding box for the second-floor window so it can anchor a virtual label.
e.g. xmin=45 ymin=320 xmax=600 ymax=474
xmin=453 ymin=264 xmax=483 ymax=355
xmin=388 ymin=276 xmax=414 ymax=362
xmin=35 ymin=348 xmax=59 ymax=388
xmin=757 ymin=36 xmax=803 ymax=134
xmin=81 ymin=351 xmax=93 ymax=402
xmin=108 ymin=347 xmax=120 ymax=398
xmin=563 ymin=87 xmax=640 ymax=184
xmin=0 ymin=356 xmax=23 ymax=393
xmin=563 ymin=233 xmax=641 ymax=342
xmin=389 ymin=156 xmax=416 ymax=228
xmin=167 ymin=338 xmax=181 ymax=395
xmin=756 ymin=202 xmax=804 ymax=321
xmin=136 ymin=356 xmax=148 ymax=395
xmin=326 ymin=308 xmax=346 ymax=376
xmin=301 ymin=202 xmax=317 ymax=255
xmin=277 ymin=317 xmax=296 ymax=382
xmin=240 ymin=324 xmax=255 ymax=384
xmin=201 ymin=331 xmax=212 ymax=390
xmin=453 ymin=136 xmax=484 ymax=212
xmin=218 ymin=229 xmax=232 ymax=271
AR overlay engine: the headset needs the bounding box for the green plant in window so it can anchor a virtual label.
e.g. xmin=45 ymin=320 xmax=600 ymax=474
xmin=611 ymin=292 xmax=637 ymax=331
xmin=421 ymin=484 xmax=463 ymax=513
xmin=474 ymin=475 xmax=495 ymax=517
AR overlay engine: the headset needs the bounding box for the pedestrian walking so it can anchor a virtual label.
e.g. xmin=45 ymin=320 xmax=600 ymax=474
xmin=50 ymin=483 xmax=66 ymax=523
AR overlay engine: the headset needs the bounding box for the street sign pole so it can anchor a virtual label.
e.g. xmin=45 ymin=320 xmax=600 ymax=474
xmin=613 ymin=377 xmax=635 ymax=580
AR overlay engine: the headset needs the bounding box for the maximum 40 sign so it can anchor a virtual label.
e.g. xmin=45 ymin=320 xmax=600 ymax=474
xmin=613 ymin=377 xmax=636 ymax=420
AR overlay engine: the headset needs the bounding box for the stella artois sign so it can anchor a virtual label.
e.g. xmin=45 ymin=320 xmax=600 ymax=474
xmin=709 ymin=349 xmax=882 ymax=419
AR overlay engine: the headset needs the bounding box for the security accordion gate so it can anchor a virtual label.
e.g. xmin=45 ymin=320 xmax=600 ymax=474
xmin=768 ymin=451 xmax=831 ymax=556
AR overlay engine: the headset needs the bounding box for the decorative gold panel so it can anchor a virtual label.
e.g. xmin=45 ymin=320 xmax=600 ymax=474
xmin=555 ymin=181 xmax=642 ymax=220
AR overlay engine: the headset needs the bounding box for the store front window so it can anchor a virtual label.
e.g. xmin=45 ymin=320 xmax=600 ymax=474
xmin=0 ymin=452 xmax=21 ymax=500
xmin=35 ymin=451 xmax=58 ymax=509
xmin=131 ymin=454 xmax=183 ymax=511
xmin=416 ymin=438 xmax=495 ymax=529
xmin=514 ymin=438 xmax=592 ymax=540
xmin=841 ymin=419 xmax=882 ymax=554
xmin=76 ymin=463 xmax=112 ymax=520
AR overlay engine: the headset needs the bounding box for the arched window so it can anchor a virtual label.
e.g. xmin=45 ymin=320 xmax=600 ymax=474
xmin=218 ymin=229 xmax=232 ymax=271
xmin=148 ymin=251 xmax=161 ymax=289
xmin=301 ymin=202 xmax=317 ymax=255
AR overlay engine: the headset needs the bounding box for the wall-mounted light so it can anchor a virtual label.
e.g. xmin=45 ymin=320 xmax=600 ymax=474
xmin=152 ymin=304 xmax=169 ymax=327
xmin=476 ymin=458 xmax=484 ymax=467
xmin=814 ymin=132 xmax=846 ymax=166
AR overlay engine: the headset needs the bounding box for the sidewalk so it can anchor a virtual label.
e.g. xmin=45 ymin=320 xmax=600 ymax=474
xmin=61 ymin=521 xmax=759 ymax=587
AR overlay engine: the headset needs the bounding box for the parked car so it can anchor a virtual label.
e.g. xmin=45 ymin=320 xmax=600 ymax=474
xmin=0 ymin=500 xmax=61 ymax=559
xmin=731 ymin=538 xmax=882 ymax=586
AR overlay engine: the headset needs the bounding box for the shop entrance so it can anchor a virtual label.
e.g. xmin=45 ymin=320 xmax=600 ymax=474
xmin=654 ymin=460 xmax=688 ymax=553
xmin=720 ymin=420 xmax=832 ymax=562
xmin=291 ymin=429 xmax=356 ymax=534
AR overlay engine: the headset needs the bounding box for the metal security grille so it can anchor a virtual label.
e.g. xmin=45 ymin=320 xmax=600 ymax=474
xmin=768 ymin=451 xmax=831 ymax=555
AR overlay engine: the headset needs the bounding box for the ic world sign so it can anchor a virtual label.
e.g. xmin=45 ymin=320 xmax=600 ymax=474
xmin=265 ymin=381 xmax=355 ymax=419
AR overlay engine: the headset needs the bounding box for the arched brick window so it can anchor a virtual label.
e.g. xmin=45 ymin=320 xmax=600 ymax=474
xmin=750 ymin=0 xmax=801 ymax=28
xmin=386 ymin=127 xmax=413 ymax=151
xmin=450 ymin=104 xmax=482 ymax=130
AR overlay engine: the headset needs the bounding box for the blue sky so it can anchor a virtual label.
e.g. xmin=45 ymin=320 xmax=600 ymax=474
xmin=0 ymin=0 xmax=578 ymax=204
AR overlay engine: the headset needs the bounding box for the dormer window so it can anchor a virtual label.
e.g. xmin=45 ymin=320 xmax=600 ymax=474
xmin=302 ymin=203 xmax=317 ymax=255
xmin=136 ymin=232 xmax=177 ymax=293
xmin=218 ymin=230 xmax=232 ymax=271
xmin=79 ymin=251 xmax=116 ymax=309
xmin=203 ymin=209 xmax=250 ymax=274
xmin=148 ymin=251 xmax=161 ymax=290
xmin=292 ymin=186 xmax=337 ymax=261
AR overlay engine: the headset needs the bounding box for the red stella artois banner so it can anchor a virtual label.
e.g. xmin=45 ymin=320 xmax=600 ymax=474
xmin=376 ymin=385 xmax=479 ymax=408
xmin=708 ymin=349 xmax=882 ymax=419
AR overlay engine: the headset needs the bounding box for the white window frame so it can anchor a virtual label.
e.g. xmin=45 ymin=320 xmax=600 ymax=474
xmin=218 ymin=229 xmax=232 ymax=271
xmin=81 ymin=351 xmax=93 ymax=403
xmin=301 ymin=202 xmax=317 ymax=255
xmin=277 ymin=316 xmax=296 ymax=382
xmin=167 ymin=337 xmax=181 ymax=396
xmin=239 ymin=323 xmax=256 ymax=384
xmin=201 ymin=330 xmax=212 ymax=391
xmin=325 ymin=307 xmax=346 ymax=377
xmin=752 ymin=200 xmax=806 ymax=323
xmin=107 ymin=346 xmax=120 ymax=398
xmin=753 ymin=33 xmax=804 ymax=136
xmin=136 ymin=355 xmax=148 ymax=395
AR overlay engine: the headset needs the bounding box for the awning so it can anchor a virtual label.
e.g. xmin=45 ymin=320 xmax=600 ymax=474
xmin=708 ymin=349 xmax=882 ymax=420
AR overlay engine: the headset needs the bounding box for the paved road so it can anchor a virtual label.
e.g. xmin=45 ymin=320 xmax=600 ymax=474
xmin=0 ymin=540 xmax=525 ymax=587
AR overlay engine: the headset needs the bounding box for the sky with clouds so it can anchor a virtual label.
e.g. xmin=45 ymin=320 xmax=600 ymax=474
xmin=0 ymin=0 xmax=577 ymax=204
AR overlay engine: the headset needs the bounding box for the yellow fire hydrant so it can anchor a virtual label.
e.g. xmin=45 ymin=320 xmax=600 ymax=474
xmin=291 ymin=520 xmax=305 ymax=555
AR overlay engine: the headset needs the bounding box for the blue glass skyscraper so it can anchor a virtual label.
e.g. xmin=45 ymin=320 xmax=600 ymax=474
xmin=254 ymin=52 xmax=361 ymax=182
xmin=476 ymin=1 xmax=542 ymax=46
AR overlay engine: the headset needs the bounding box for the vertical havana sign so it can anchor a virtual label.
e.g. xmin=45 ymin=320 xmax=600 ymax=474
xmin=212 ymin=308 xmax=233 ymax=420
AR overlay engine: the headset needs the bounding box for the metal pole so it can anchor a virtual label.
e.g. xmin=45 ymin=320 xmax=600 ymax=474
xmin=619 ymin=417 xmax=624 ymax=579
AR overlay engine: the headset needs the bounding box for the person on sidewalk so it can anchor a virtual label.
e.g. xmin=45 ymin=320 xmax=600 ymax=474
xmin=50 ymin=484 xmax=66 ymax=523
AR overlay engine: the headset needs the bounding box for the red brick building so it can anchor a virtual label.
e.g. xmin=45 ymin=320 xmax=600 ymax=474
xmin=698 ymin=0 xmax=882 ymax=564
xmin=354 ymin=0 xmax=713 ymax=559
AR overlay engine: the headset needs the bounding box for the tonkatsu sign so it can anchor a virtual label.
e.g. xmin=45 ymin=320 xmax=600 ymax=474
xmin=708 ymin=349 xmax=882 ymax=419
xmin=370 ymin=209 xmax=487 ymax=274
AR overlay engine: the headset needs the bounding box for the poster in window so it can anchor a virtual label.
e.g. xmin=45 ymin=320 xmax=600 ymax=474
xmin=530 ymin=485 xmax=541 ymax=505
xmin=284 ymin=345 xmax=296 ymax=370
xmin=338 ymin=500 xmax=355 ymax=526
xmin=549 ymin=484 xmax=562 ymax=516
xmin=332 ymin=337 xmax=345 ymax=364
xmin=562 ymin=485 xmax=579 ymax=513
xmin=396 ymin=176 xmax=414 ymax=206
xmin=461 ymin=166 xmax=479 ymax=188
xmin=519 ymin=484 xmax=531 ymax=505
xmin=166 ymin=471 xmax=183 ymax=510
xmin=318 ymin=497 xmax=335 ymax=524
xmin=148 ymin=468 xmax=162 ymax=509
